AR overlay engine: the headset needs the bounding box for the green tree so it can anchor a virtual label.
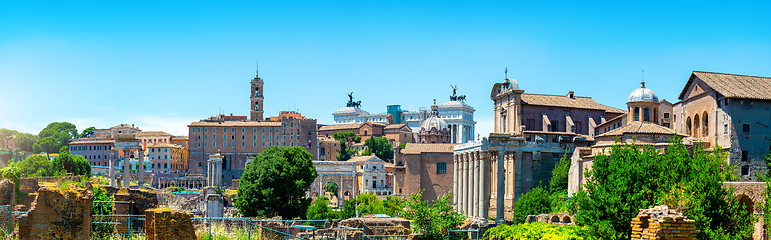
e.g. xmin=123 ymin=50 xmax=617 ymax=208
xmin=0 ymin=165 xmax=22 ymax=187
xmin=333 ymin=132 xmax=361 ymax=161
xmin=235 ymin=146 xmax=317 ymax=218
xmin=339 ymin=199 xmax=356 ymax=219
xmin=401 ymin=190 xmax=466 ymax=240
xmin=324 ymin=182 xmax=339 ymax=195
xmin=13 ymin=133 xmax=37 ymax=153
xmin=363 ymin=137 xmax=395 ymax=162
xmin=356 ymin=193 xmax=386 ymax=216
xmin=306 ymin=196 xmax=337 ymax=220
xmin=79 ymin=127 xmax=96 ymax=138
xmin=383 ymin=196 xmax=405 ymax=217
xmin=51 ymin=146 xmax=91 ymax=176
xmin=759 ymin=147 xmax=771 ymax=236
xmin=33 ymin=136 xmax=59 ymax=154
xmin=512 ymin=186 xmax=551 ymax=224
xmin=15 ymin=154 xmax=52 ymax=176
xmin=549 ymin=154 xmax=570 ymax=193
xmin=574 ymin=141 xmax=754 ymax=240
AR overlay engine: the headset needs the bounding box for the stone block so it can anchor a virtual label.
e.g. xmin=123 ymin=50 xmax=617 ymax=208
xmin=17 ymin=187 xmax=93 ymax=240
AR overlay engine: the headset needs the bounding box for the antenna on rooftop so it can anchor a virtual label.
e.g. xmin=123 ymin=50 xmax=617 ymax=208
xmin=641 ymin=69 xmax=646 ymax=88
xmin=505 ymin=67 xmax=508 ymax=79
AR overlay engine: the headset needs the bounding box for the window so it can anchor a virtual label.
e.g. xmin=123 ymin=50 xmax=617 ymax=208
xmin=436 ymin=162 xmax=447 ymax=174
xmin=743 ymin=124 xmax=750 ymax=133
xmin=262 ymin=128 xmax=265 ymax=133
xmin=205 ymin=142 xmax=208 ymax=147
xmin=742 ymin=166 xmax=749 ymax=176
xmin=643 ymin=107 xmax=650 ymax=122
xmin=742 ymin=151 xmax=749 ymax=162
xmin=724 ymin=124 xmax=729 ymax=133
xmin=213 ymin=135 xmax=216 ymax=140
xmin=241 ymin=128 xmax=245 ymax=132
xmin=550 ymin=120 xmax=559 ymax=132
xmin=224 ymin=128 xmax=227 ymax=133
xmin=253 ymin=128 xmax=256 ymax=133
xmin=213 ymin=128 xmax=216 ymax=132
xmin=364 ymin=130 xmax=368 ymax=136
xmin=663 ymin=113 xmax=670 ymax=119
xmin=213 ymin=142 xmax=216 ymax=147
xmin=633 ymin=107 xmax=640 ymax=121
xmin=231 ymin=128 xmax=235 ymax=132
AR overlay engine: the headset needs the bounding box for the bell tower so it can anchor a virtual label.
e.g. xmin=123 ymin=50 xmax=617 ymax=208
xmin=250 ymin=68 xmax=264 ymax=121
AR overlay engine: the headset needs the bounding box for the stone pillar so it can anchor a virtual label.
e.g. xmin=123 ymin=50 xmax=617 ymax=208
xmin=138 ymin=150 xmax=145 ymax=187
xmin=472 ymin=152 xmax=480 ymax=218
xmin=461 ymin=155 xmax=468 ymax=214
xmin=453 ymin=155 xmax=459 ymax=210
xmin=123 ymin=151 xmax=130 ymax=187
xmin=496 ymin=150 xmax=505 ymax=225
xmin=479 ymin=151 xmax=489 ymax=221
xmin=466 ymin=153 xmax=473 ymax=215
xmin=109 ymin=150 xmax=116 ymax=187
xmin=514 ymin=151 xmax=525 ymax=202
xmin=205 ymin=194 xmax=223 ymax=218
xmin=468 ymin=153 xmax=475 ymax=217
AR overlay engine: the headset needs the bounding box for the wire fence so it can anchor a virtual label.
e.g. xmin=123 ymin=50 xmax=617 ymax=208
xmin=92 ymin=200 xmax=146 ymax=239
xmin=447 ymin=229 xmax=481 ymax=240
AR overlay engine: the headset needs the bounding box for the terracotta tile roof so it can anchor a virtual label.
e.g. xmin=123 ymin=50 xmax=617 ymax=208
xmin=596 ymin=122 xmax=684 ymax=138
xmin=70 ymin=138 xmax=115 ymax=144
xmin=521 ymin=93 xmax=625 ymax=114
xmin=110 ymin=124 xmax=141 ymax=130
xmin=349 ymin=155 xmax=384 ymax=162
xmin=679 ymin=71 xmax=771 ymax=100
xmin=172 ymin=136 xmax=188 ymax=140
xmin=135 ymin=131 xmax=172 ymax=137
xmin=596 ymin=113 xmax=627 ymax=129
xmin=188 ymin=121 xmax=282 ymax=127
xmin=148 ymin=143 xmax=183 ymax=148
xmin=401 ymin=143 xmax=457 ymax=154
xmin=384 ymin=124 xmax=408 ymax=130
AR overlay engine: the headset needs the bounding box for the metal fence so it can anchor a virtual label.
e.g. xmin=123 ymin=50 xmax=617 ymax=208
xmin=447 ymin=229 xmax=481 ymax=240
xmin=92 ymin=200 xmax=146 ymax=239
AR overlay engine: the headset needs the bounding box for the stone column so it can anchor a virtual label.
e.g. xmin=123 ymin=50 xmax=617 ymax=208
xmin=468 ymin=152 xmax=475 ymax=217
xmin=496 ymin=150 xmax=505 ymax=225
xmin=453 ymin=155 xmax=459 ymax=209
xmin=472 ymin=152 xmax=480 ymax=218
xmin=479 ymin=151 xmax=489 ymax=221
xmin=138 ymin=150 xmax=145 ymax=187
xmin=123 ymin=151 xmax=131 ymax=187
xmin=461 ymin=154 xmax=468 ymax=214
xmin=109 ymin=150 xmax=116 ymax=187
xmin=514 ymin=151 xmax=525 ymax=202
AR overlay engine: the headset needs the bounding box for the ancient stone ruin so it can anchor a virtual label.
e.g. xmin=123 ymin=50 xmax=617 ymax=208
xmin=630 ymin=205 xmax=698 ymax=240
xmin=526 ymin=211 xmax=574 ymax=226
xmin=338 ymin=215 xmax=411 ymax=239
xmin=17 ymin=187 xmax=93 ymax=240
xmin=145 ymin=208 xmax=196 ymax=240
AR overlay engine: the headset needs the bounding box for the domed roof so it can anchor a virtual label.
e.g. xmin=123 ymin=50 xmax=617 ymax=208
xmin=333 ymin=107 xmax=369 ymax=115
xmin=628 ymin=81 xmax=659 ymax=103
xmin=421 ymin=103 xmax=448 ymax=132
xmin=505 ymin=78 xmax=519 ymax=90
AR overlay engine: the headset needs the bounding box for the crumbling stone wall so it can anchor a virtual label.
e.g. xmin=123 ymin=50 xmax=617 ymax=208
xmin=338 ymin=216 xmax=411 ymax=239
xmin=631 ymin=205 xmax=698 ymax=240
xmin=525 ymin=211 xmax=574 ymax=226
xmin=17 ymin=187 xmax=93 ymax=240
xmin=145 ymin=208 xmax=196 ymax=240
xmin=112 ymin=192 xmax=131 ymax=235
xmin=0 ymin=179 xmax=16 ymax=207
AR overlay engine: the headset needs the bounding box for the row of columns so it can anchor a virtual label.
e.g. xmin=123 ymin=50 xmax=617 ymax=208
xmin=449 ymin=124 xmax=474 ymax=144
xmin=453 ymin=151 xmax=488 ymax=220
xmin=109 ymin=149 xmax=144 ymax=188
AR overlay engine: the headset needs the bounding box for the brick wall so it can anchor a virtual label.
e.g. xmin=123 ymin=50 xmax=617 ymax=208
xmin=145 ymin=209 xmax=196 ymax=240
xmin=17 ymin=187 xmax=93 ymax=240
xmin=630 ymin=205 xmax=698 ymax=240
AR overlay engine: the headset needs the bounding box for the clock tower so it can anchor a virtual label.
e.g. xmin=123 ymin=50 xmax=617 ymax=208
xmin=250 ymin=69 xmax=264 ymax=121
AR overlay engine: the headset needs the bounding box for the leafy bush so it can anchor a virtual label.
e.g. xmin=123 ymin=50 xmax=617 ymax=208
xmin=306 ymin=196 xmax=337 ymax=220
xmin=339 ymin=199 xmax=356 ymax=219
xmin=512 ymin=186 xmax=551 ymax=224
xmin=402 ymin=190 xmax=465 ymax=240
xmin=485 ymin=222 xmax=586 ymax=240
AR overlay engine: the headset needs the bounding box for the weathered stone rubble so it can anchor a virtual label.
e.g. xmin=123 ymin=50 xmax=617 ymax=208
xmin=630 ymin=205 xmax=698 ymax=240
xmin=145 ymin=208 xmax=196 ymax=240
xmin=338 ymin=215 xmax=411 ymax=239
xmin=525 ymin=211 xmax=574 ymax=226
xmin=17 ymin=187 xmax=93 ymax=240
xmin=0 ymin=179 xmax=16 ymax=206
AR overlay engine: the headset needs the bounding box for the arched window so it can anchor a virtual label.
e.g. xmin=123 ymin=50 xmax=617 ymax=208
xmin=693 ymin=114 xmax=701 ymax=138
xmin=255 ymin=102 xmax=259 ymax=111
xmin=653 ymin=108 xmax=658 ymax=123
xmin=633 ymin=107 xmax=640 ymax=121
xmin=702 ymin=112 xmax=709 ymax=136
xmin=643 ymin=107 xmax=650 ymax=122
xmin=686 ymin=117 xmax=692 ymax=135
xmin=436 ymin=162 xmax=447 ymax=174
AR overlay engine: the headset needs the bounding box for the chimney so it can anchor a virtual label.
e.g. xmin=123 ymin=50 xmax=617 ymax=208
xmin=567 ymin=91 xmax=574 ymax=99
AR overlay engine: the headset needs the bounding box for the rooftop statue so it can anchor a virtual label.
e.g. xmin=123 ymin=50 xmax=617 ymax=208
xmin=449 ymin=85 xmax=466 ymax=102
xmin=346 ymin=92 xmax=362 ymax=108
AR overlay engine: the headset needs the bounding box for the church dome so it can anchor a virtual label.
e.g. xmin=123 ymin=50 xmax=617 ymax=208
xmin=628 ymin=81 xmax=659 ymax=103
xmin=421 ymin=114 xmax=448 ymax=132
xmin=421 ymin=103 xmax=448 ymax=132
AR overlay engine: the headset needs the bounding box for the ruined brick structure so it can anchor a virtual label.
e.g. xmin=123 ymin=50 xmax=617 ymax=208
xmin=630 ymin=205 xmax=697 ymax=240
xmin=17 ymin=187 xmax=93 ymax=240
xmin=145 ymin=208 xmax=196 ymax=240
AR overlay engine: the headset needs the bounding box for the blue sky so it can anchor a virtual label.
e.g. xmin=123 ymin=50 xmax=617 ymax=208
xmin=1 ymin=1 xmax=770 ymax=136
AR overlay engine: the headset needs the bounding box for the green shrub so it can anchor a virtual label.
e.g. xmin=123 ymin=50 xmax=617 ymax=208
xmin=485 ymin=222 xmax=586 ymax=240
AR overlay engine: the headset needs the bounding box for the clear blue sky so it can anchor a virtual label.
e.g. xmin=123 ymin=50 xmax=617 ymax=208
xmin=2 ymin=1 xmax=770 ymax=136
